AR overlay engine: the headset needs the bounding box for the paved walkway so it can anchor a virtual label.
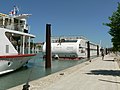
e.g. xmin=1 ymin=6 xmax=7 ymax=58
xmin=9 ymin=54 xmax=120 ymax=90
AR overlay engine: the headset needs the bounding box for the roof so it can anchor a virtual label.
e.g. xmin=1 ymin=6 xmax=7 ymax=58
xmin=14 ymin=14 xmax=32 ymax=19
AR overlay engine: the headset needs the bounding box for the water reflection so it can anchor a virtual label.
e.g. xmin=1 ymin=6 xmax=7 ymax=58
xmin=0 ymin=52 xmax=91 ymax=89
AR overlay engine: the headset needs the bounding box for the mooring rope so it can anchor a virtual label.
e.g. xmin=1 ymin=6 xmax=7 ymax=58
xmin=22 ymin=56 xmax=36 ymax=90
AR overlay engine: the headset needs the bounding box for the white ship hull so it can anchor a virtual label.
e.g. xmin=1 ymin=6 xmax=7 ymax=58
xmin=43 ymin=36 xmax=100 ymax=60
xmin=0 ymin=54 xmax=35 ymax=75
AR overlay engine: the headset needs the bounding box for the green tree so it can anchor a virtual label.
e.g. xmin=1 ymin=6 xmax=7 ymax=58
xmin=104 ymin=2 xmax=120 ymax=51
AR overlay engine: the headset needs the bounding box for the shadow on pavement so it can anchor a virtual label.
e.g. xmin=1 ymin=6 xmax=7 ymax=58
xmin=103 ymin=59 xmax=115 ymax=62
xmin=99 ymin=79 xmax=120 ymax=84
xmin=86 ymin=70 xmax=120 ymax=76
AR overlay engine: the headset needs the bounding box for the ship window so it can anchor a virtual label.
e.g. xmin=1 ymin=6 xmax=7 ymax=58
xmin=64 ymin=40 xmax=77 ymax=42
xmin=6 ymin=45 xmax=9 ymax=53
xmin=79 ymin=47 xmax=82 ymax=48
xmin=5 ymin=18 xmax=8 ymax=26
xmin=0 ymin=18 xmax=3 ymax=27
xmin=14 ymin=18 xmax=18 ymax=23
xmin=8 ymin=62 xmax=11 ymax=66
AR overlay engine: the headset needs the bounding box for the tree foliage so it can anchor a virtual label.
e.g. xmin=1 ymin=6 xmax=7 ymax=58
xmin=104 ymin=2 xmax=120 ymax=51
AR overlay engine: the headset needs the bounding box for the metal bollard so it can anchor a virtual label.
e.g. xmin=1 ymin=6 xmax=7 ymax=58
xmin=22 ymin=83 xmax=30 ymax=90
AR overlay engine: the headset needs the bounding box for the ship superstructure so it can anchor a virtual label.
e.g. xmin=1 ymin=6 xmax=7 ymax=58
xmin=0 ymin=6 xmax=36 ymax=74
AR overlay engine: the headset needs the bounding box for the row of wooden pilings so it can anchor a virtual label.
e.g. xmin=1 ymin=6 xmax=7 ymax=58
xmin=22 ymin=24 xmax=106 ymax=90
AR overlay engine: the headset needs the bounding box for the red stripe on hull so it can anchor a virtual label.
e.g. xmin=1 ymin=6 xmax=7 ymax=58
xmin=0 ymin=54 xmax=36 ymax=58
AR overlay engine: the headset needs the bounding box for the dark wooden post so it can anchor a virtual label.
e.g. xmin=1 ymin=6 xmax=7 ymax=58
xmin=105 ymin=48 xmax=107 ymax=55
xmin=45 ymin=24 xmax=51 ymax=68
xmin=87 ymin=41 xmax=90 ymax=60
xmin=97 ymin=45 xmax=99 ymax=56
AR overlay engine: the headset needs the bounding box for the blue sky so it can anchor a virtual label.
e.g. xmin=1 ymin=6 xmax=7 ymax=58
xmin=0 ymin=0 xmax=120 ymax=47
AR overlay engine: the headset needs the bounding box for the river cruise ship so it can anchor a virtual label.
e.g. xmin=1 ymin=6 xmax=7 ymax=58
xmin=43 ymin=35 xmax=99 ymax=60
xmin=0 ymin=6 xmax=36 ymax=74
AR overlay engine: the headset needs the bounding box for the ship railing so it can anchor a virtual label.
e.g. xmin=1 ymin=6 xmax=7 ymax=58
xmin=0 ymin=23 xmax=29 ymax=33
xmin=51 ymin=35 xmax=87 ymax=40
xmin=51 ymin=35 xmax=88 ymax=43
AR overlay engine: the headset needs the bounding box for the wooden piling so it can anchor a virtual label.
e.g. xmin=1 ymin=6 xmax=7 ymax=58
xmin=45 ymin=24 xmax=51 ymax=68
xmin=97 ymin=45 xmax=99 ymax=56
xmin=87 ymin=41 xmax=90 ymax=60
xmin=105 ymin=48 xmax=107 ymax=55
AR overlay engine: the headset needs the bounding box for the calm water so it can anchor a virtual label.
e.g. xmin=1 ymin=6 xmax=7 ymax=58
xmin=0 ymin=52 xmax=94 ymax=90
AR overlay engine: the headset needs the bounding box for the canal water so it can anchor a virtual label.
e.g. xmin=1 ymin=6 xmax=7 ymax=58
xmin=0 ymin=52 xmax=93 ymax=90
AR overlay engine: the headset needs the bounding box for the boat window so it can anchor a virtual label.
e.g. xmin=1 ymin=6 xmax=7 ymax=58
xmin=13 ymin=18 xmax=25 ymax=31
xmin=0 ymin=18 xmax=3 ymax=27
xmin=20 ymin=20 xmax=25 ymax=24
xmin=63 ymin=40 xmax=77 ymax=42
xmin=52 ymin=39 xmax=77 ymax=43
xmin=3 ymin=18 xmax=12 ymax=29
xmin=79 ymin=46 xmax=82 ymax=48
xmin=61 ymin=39 xmax=65 ymax=42
xmin=14 ymin=18 xmax=18 ymax=23
xmin=5 ymin=18 xmax=8 ymax=26
xmin=6 ymin=45 xmax=9 ymax=53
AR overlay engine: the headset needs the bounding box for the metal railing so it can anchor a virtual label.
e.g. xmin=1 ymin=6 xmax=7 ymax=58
xmin=0 ymin=23 xmax=29 ymax=33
